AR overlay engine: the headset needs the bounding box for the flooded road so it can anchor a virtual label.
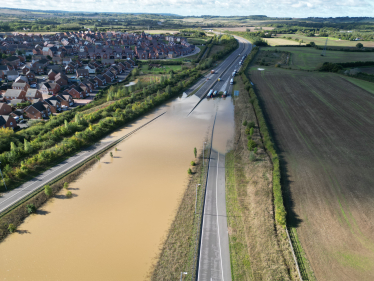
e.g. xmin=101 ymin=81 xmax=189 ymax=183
xmin=0 ymin=95 xmax=235 ymax=281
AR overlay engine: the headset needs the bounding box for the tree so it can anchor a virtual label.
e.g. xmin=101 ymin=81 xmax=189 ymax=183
xmin=24 ymin=139 xmax=32 ymax=152
xmin=44 ymin=185 xmax=53 ymax=197
xmin=63 ymin=182 xmax=69 ymax=189
xmin=188 ymin=168 xmax=192 ymax=175
xmin=27 ymin=203 xmax=36 ymax=214
xmin=309 ymin=42 xmax=316 ymax=47
xmin=47 ymin=55 xmax=52 ymax=60
xmin=66 ymin=191 xmax=72 ymax=198
xmin=356 ymin=43 xmax=363 ymax=49
xmin=194 ymin=147 xmax=197 ymax=158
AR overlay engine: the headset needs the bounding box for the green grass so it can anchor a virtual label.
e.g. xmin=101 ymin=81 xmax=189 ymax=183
xmin=277 ymin=34 xmax=374 ymax=48
xmin=140 ymin=64 xmax=182 ymax=73
xmin=226 ymin=151 xmax=253 ymax=280
xmin=340 ymin=75 xmax=374 ymax=95
xmin=260 ymin=47 xmax=374 ymax=70
xmin=187 ymin=38 xmax=209 ymax=45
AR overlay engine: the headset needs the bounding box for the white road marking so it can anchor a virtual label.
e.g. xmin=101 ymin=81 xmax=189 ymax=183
xmin=216 ymin=153 xmax=224 ymax=281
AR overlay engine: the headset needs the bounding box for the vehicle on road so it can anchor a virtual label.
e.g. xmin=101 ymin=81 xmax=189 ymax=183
xmin=211 ymin=70 xmax=215 ymax=74
xmin=218 ymin=78 xmax=221 ymax=82
xmin=232 ymin=72 xmax=236 ymax=77
xmin=223 ymin=91 xmax=227 ymax=97
xmin=230 ymin=78 xmax=234 ymax=85
xmin=19 ymin=119 xmax=27 ymax=124
xmin=207 ymin=89 xmax=213 ymax=98
xmin=213 ymin=90 xmax=218 ymax=97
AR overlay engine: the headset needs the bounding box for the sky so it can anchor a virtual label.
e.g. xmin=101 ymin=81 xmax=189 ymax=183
xmin=2 ymin=0 xmax=374 ymax=17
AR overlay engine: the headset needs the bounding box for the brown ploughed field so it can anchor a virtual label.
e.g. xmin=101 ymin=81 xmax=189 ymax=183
xmin=249 ymin=67 xmax=374 ymax=281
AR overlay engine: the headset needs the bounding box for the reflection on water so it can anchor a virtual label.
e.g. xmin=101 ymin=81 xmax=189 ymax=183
xmin=0 ymin=95 xmax=234 ymax=281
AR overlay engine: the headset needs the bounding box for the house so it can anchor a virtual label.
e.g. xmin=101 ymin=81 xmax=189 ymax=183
xmin=41 ymin=82 xmax=61 ymax=95
xmin=94 ymin=75 xmax=106 ymax=86
xmin=48 ymin=69 xmax=59 ymax=81
xmin=0 ymin=102 xmax=12 ymax=115
xmin=24 ymin=101 xmax=50 ymax=119
xmin=12 ymin=83 xmax=30 ymax=92
xmin=56 ymin=93 xmax=74 ymax=107
xmin=84 ymin=64 xmax=96 ymax=74
xmin=76 ymin=69 xmax=89 ymax=78
xmin=9 ymin=110 xmax=24 ymax=121
xmin=4 ymin=89 xmax=26 ymax=101
xmin=21 ymin=65 xmax=30 ymax=75
xmin=68 ymin=86 xmax=86 ymax=99
xmin=8 ymin=99 xmax=25 ymax=107
xmin=2 ymin=56 xmax=21 ymax=68
xmin=14 ymin=76 xmax=29 ymax=84
xmin=25 ymin=89 xmax=43 ymax=102
xmin=103 ymin=71 xmax=115 ymax=83
xmin=55 ymin=73 xmax=69 ymax=86
xmin=43 ymin=97 xmax=61 ymax=113
xmin=0 ymin=115 xmax=17 ymax=129
xmin=7 ymin=70 xmax=20 ymax=81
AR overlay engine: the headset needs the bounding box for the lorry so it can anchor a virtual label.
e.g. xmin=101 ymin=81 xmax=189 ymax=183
xmin=211 ymin=70 xmax=215 ymax=74
xmin=207 ymin=89 xmax=213 ymax=98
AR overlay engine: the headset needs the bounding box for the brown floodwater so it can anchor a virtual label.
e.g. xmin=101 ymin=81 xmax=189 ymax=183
xmin=0 ymin=94 xmax=235 ymax=281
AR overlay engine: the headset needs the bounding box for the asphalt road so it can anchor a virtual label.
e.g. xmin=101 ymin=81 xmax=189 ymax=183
xmin=198 ymin=149 xmax=231 ymax=281
xmin=196 ymin=36 xmax=252 ymax=281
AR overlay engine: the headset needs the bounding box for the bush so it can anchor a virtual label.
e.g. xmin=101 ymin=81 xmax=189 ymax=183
xmin=66 ymin=191 xmax=72 ymax=198
xmin=249 ymin=151 xmax=256 ymax=162
xmin=44 ymin=185 xmax=53 ymax=197
xmin=247 ymin=139 xmax=257 ymax=151
xmin=8 ymin=223 xmax=16 ymax=233
xmin=191 ymin=161 xmax=195 ymax=166
xmin=247 ymin=121 xmax=255 ymax=128
xmin=188 ymin=168 xmax=192 ymax=175
xmin=249 ymin=127 xmax=254 ymax=136
xmin=242 ymin=120 xmax=247 ymax=126
xmin=27 ymin=203 xmax=36 ymax=214
xmin=63 ymin=182 xmax=69 ymax=190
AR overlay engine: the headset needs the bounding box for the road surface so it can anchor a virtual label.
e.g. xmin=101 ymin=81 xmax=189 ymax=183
xmin=196 ymin=35 xmax=252 ymax=281
xmin=198 ymin=149 xmax=231 ymax=281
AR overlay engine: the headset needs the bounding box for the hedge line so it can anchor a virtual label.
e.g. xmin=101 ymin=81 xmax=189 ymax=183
xmin=318 ymin=61 xmax=374 ymax=72
xmin=240 ymin=49 xmax=287 ymax=226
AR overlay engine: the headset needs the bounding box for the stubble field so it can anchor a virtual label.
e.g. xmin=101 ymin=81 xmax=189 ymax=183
xmin=249 ymin=67 xmax=374 ymax=281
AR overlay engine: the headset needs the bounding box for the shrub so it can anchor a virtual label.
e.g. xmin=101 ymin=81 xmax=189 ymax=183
xmin=27 ymin=203 xmax=36 ymax=214
xmin=66 ymin=191 xmax=72 ymax=198
xmin=188 ymin=168 xmax=192 ymax=175
xmin=44 ymin=185 xmax=53 ymax=197
xmin=249 ymin=127 xmax=254 ymax=136
xmin=194 ymin=147 xmax=197 ymax=158
xmin=242 ymin=120 xmax=247 ymax=126
xmin=110 ymin=152 xmax=113 ymax=158
xmin=254 ymin=147 xmax=258 ymax=154
xmin=191 ymin=161 xmax=195 ymax=166
xmin=249 ymin=151 xmax=256 ymax=162
xmin=247 ymin=139 xmax=257 ymax=151
xmin=247 ymin=121 xmax=255 ymax=128
xmin=63 ymin=182 xmax=69 ymax=190
xmin=8 ymin=223 xmax=16 ymax=233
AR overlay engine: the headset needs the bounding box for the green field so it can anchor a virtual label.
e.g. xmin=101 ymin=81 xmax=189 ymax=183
xmin=260 ymin=47 xmax=374 ymax=70
xmin=140 ymin=64 xmax=182 ymax=73
xmin=341 ymin=75 xmax=374 ymax=95
xmin=187 ymin=37 xmax=209 ymax=45
xmin=276 ymin=34 xmax=374 ymax=48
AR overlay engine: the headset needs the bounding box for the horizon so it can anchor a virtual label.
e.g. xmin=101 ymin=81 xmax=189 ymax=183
xmin=1 ymin=0 xmax=374 ymax=18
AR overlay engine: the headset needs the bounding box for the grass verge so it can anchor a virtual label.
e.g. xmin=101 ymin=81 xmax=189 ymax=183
xmin=149 ymin=145 xmax=210 ymax=280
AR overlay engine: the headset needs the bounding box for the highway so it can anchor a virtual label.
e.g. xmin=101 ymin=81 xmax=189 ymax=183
xmin=196 ymin=36 xmax=251 ymax=281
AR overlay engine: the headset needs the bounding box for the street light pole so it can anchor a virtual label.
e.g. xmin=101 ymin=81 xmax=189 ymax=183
xmin=0 ymin=162 xmax=7 ymax=191
xmin=195 ymin=184 xmax=201 ymax=214
xmin=180 ymin=272 xmax=187 ymax=281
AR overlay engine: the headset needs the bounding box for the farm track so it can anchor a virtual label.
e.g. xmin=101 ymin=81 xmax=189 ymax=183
xmin=249 ymin=67 xmax=374 ymax=281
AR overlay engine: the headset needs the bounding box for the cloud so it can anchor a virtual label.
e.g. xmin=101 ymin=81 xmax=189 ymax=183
xmin=1 ymin=0 xmax=374 ymax=16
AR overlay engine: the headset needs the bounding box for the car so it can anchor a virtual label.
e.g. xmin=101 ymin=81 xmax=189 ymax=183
xmin=213 ymin=90 xmax=218 ymax=96
xmin=19 ymin=120 xmax=27 ymax=124
xmin=30 ymin=84 xmax=36 ymax=88
xmin=223 ymin=91 xmax=227 ymax=97
xmin=42 ymin=77 xmax=46 ymax=81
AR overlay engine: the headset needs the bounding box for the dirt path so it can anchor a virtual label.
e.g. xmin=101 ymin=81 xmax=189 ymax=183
xmin=250 ymin=67 xmax=374 ymax=281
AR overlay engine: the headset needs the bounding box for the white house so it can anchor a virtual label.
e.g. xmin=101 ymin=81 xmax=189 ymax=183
xmin=84 ymin=65 xmax=96 ymax=74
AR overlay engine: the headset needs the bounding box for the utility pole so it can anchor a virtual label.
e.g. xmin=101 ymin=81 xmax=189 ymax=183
xmin=0 ymin=162 xmax=7 ymax=191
